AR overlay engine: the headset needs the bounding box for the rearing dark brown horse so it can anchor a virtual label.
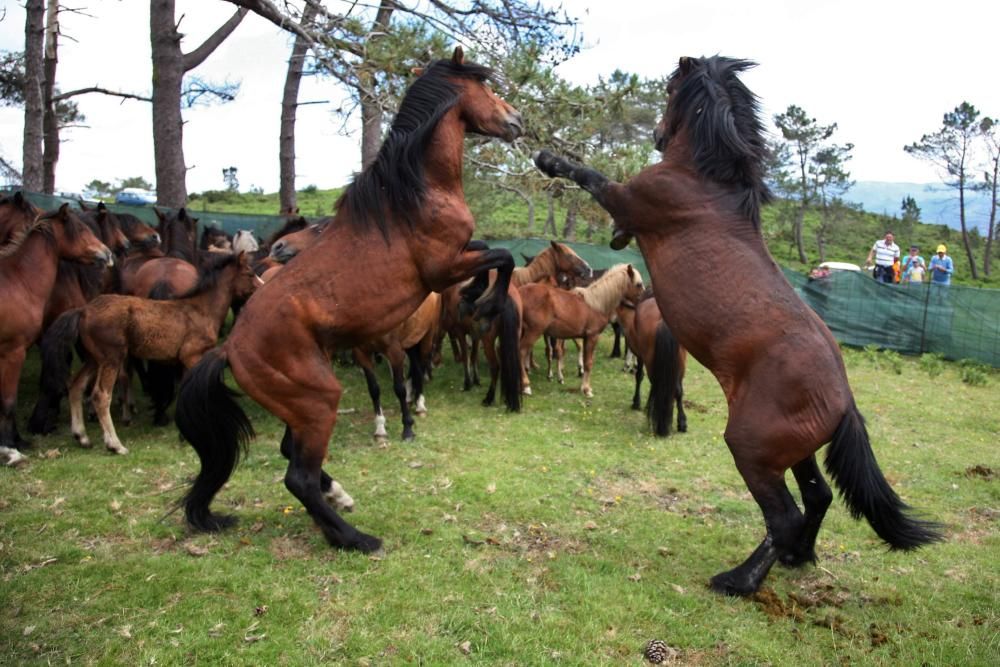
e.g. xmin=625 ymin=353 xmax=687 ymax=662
xmin=534 ymin=55 xmax=941 ymax=596
xmin=175 ymin=48 xmax=521 ymax=552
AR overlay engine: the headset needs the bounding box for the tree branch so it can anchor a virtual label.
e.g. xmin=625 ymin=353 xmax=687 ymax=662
xmin=52 ymin=86 xmax=152 ymax=103
xmin=182 ymin=8 xmax=249 ymax=72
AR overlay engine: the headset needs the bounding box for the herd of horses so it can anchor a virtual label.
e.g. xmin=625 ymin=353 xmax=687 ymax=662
xmin=0 ymin=50 xmax=940 ymax=596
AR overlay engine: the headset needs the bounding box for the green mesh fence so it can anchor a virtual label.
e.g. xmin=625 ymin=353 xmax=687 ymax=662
xmin=784 ymin=269 xmax=1000 ymax=366
xmin=10 ymin=190 xmax=997 ymax=366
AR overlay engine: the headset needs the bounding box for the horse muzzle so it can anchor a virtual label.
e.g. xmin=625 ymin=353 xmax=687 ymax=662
xmin=95 ymin=246 xmax=115 ymax=267
xmin=504 ymin=112 xmax=524 ymax=142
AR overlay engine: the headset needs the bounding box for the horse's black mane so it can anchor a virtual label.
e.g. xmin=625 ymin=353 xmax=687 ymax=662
xmin=667 ymin=56 xmax=772 ymax=227
xmin=337 ymin=58 xmax=495 ymax=239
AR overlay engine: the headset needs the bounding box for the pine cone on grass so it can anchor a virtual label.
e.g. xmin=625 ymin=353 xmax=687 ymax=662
xmin=643 ymin=638 xmax=672 ymax=664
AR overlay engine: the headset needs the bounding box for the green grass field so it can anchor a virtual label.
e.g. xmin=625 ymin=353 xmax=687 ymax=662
xmin=1 ymin=339 xmax=997 ymax=665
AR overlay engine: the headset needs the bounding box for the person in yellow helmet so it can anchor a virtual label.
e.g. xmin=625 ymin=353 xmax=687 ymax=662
xmin=928 ymin=244 xmax=953 ymax=285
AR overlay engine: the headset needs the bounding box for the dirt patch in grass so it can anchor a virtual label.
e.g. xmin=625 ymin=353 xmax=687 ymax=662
xmin=963 ymin=465 xmax=995 ymax=480
xmin=269 ymin=534 xmax=312 ymax=561
xmin=467 ymin=514 xmax=587 ymax=560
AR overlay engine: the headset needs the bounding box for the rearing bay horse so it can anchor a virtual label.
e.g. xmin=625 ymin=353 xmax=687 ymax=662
xmin=175 ymin=48 xmax=522 ymax=552
xmin=534 ymin=55 xmax=941 ymax=596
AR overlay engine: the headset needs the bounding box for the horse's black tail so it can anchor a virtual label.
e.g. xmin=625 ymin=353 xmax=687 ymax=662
xmin=497 ymin=296 xmax=522 ymax=412
xmin=29 ymin=309 xmax=83 ymax=434
xmin=646 ymin=320 xmax=680 ymax=437
xmin=175 ymin=347 xmax=255 ymax=532
xmin=825 ymin=404 xmax=943 ymax=550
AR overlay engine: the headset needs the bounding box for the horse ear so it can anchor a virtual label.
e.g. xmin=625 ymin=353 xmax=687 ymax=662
xmin=79 ymin=199 xmax=92 ymax=211
xmin=452 ymin=45 xmax=465 ymax=65
xmin=678 ymin=56 xmax=695 ymax=75
xmin=153 ymin=208 xmax=167 ymax=222
xmin=57 ymin=202 xmax=71 ymax=218
xmin=550 ymin=240 xmax=560 ymax=251
xmin=96 ymin=202 xmax=107 ymax=212
xmin=627 ymin=264 xmax=635 ymax=278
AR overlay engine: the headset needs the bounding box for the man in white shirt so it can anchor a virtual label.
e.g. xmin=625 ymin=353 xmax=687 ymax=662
xmin=865 ymin=230 xmax=900 ymax=284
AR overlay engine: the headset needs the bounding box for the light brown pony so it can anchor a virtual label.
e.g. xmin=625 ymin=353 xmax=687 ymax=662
xmin=174 ymin=48 xmax=522 ymax=552
xmin=534 ymin=55 xmax=941 ymax=595
xmin=616 ymin=293 xmax=688 ymax=436
xmin=354 ymin=292 xmax=442 ymax=441
xmin=518 ymin=263 xmax=644 ymax=398
xmin=39 ymin=253 xmax=257 ymax=456
xmin=0 ymin=205 xmax=112 ymax=466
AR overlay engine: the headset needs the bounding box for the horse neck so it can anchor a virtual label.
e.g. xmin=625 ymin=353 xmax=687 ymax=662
xmin=513 ymin=250 xmax=554 ymax=286
xmin=186 ymin=265 xmax=240 ymax=333
xmin=1 ymin=229 xmax=61 ymax=297
xmin=579 ymin=270 xmax=631 ymax=317
xmin=422 ymin=109 xmax=467 ymax=192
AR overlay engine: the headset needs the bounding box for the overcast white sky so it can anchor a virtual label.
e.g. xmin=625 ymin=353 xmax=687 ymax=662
xmin=1 ymin=0 xmax=999 ymax=196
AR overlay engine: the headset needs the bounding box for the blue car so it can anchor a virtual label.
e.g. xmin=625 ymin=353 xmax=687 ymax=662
xmin=115 ymin=188 xmax=158 ymax=206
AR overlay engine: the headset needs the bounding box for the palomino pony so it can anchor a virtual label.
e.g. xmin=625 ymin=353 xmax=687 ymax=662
xmin=616 ymin=292 xmax=688 ymax=436
xmin=518 ymin=263 xmax=644 ymax=398
xmin=174 ymin=48 xmax=522 ymax=552
xmin=39 ymin=252 xmax=258 ymax=455
xmin=0 ymin=205 xmax=112 ymax=466
xmin=353 ymin=292 xmax=442 ymax=441
xmin=534 ymin=55 xmax=941 ymax=595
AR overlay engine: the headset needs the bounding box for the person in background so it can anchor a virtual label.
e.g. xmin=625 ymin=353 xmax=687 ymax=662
xmin=901 ymin=245 xmax=925 ymax=284
xmin=865 ymin=230 xmax=900 ymax=284
xmin=907 ymin=258 xmax=926 ymax=284
xmin=928 ymin=244 xmax=954 ymax=285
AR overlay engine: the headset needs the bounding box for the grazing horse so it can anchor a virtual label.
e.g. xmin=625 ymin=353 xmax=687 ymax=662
xmin=40 ymin=253 xmax=258 ymax=455
xmin=0 ymin=205 xmax=112 ymax=466
xmin=354 ymin=292 xmax=442 ymax=441
xmin=174 ymin=48 xmax=522 ymax=552
xmin=616 ymin=293 xmax=688 ymax=436
xmin=534 ymin=55 xmax=942 ymax=595
xmin=519 ymin=263 xmax=644 ymax=398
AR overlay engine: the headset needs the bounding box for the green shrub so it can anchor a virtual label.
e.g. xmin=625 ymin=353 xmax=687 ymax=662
xmin=882 ymin=349 xmax=904 ymax=375
xmin=919 ymin=352 xmax=946 ymax=378
xmin=958 ymin=359 xmax=990 ymax=386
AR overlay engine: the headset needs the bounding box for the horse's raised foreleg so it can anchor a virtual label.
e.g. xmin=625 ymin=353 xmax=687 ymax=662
xmin=533 ymin=150 xmax=633 ymax=250
xmin=279 ymin=426 xmax=354 ymax=513
xmin=782 ymin=455 xmax=833 ymax=566
xmin=709 ymin=455 xmax=804 ymax=596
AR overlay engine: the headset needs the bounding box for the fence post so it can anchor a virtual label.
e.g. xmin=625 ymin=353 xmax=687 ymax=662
xmin=918 ymin=281 xmax=932 ymax=355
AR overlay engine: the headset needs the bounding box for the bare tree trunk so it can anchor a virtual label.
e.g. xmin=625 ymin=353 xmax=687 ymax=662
xmin=542 ymin=190 xmax=557 ymax=236
xmin=22 ymin=0 xmax=45 ymax=191
xmin=358 ymin=2 xmax=395 ymax=169
xmin=496 ymin=183 xmax=535 ymax=234
xmin=150 ymin=1 xmax=247 ymax=208
xmin=958 ymin=178 xmax=979 ymax=279
xmin=562 ymin=199 xmax=577 ymax=241
xmin=278 ymin=1 xmax=317 ymax=213
xmin=794 ymin=205 xmax=808 ymax=264
xmin=42 ymin=0 xmax=59 ymax=194
xmin=984 ymin=154 xmax=998 ymax=277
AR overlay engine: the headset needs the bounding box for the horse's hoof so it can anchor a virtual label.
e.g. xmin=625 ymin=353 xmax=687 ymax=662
xmin=482 ymin=395 xmax=495 ymax=407
xmin=522 ymin=386 xmax=532 ymax=396
xmin=610 ymin=228 xmax=634 ymax=250
xmin=631 ymin=402 xmax=641 ymax=411
xmin=708 ymin=571 xmax=758 ymax=597
xmin=402 ymin=431 xmax=416 ymax=441
xmin=75 ymin=436 xmax=93 ymax=449
xmin=2 ymin=449 xmax=28 ymax=467
xmin=107 ymin=444 xmax=129 ymax=455
xmin=194 ymin=512 xmax=238 ymax=532
xmin=349 ymin=532 xmax=383 ymax=553
xmin=779 ymin=548 xmax=816 ymax=568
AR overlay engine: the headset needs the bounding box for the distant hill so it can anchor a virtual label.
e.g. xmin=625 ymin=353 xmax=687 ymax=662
xmin=847 ymin=181 xmax=994 ymax=234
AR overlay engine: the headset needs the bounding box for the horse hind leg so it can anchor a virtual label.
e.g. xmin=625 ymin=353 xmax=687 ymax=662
xmin=280 ymin=427 xmax=353 ymax=512
xmin=92 ymin=364 xmax=129 ymax=455
xmin=709 ymin=455 xmax=804 ymax=596
xmin=68 ymin=360 xmax=97 ymax=449
xmin=282 ymin=421 xmax=379 ymax=552
xmin=389 ymin=352 xmax=416 ymax=440
xmin=781 ymin=455 xmax=833 ymax=567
